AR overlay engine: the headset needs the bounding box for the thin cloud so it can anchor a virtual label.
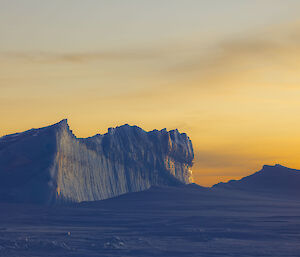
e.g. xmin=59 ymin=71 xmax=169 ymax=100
xmin=3 ymin=22 xmax=300 ymax=71
xmin=0 ymin=49 xmax=165 ymax=64
xmin=167 ymin=22 xmax=300 ymax=75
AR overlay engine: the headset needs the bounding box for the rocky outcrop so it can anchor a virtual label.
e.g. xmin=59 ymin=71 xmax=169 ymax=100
xmin=0 ymin=120 xmax=193 ymax=204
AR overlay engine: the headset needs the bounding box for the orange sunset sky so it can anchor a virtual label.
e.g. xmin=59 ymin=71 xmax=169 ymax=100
xmin=1 ymin=0 xmax=300 ymax=186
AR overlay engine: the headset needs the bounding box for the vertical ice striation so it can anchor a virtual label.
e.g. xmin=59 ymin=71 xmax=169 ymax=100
xmin=0 ymin=120 xmax=194 ymax=204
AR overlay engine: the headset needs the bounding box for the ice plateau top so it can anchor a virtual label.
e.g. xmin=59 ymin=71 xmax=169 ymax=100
xmin=0 ymin=119 xmax=194 ymax=204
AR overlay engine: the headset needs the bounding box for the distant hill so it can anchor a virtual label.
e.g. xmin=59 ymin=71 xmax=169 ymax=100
xmin=0 ymin=120 xmax=194 ymax=204
xmin=213 ymin=164 xmax=300 ymax=198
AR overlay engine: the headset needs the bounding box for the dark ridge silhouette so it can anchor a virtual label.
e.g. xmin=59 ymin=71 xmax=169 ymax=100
xmin=213 ymin=164 xmax=300 ymax=199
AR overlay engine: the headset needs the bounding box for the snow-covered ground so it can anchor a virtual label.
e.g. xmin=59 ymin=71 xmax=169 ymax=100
xmin=1 ymin=184 xmax=299 ymax=257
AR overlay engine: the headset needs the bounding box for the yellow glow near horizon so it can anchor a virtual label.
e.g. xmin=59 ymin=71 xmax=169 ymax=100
xmin=1 ymin=2 xmax=300 ymax=186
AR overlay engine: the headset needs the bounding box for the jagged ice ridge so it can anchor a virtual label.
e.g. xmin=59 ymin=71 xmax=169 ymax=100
xmin=0 ymin=120 xmax=194 ymax=204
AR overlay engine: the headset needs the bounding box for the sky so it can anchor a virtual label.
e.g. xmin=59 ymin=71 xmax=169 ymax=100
xmin=1 ymin=0 xmax=300 ymax=186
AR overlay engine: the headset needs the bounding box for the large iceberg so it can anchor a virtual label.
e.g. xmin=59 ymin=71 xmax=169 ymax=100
xmin=0 ymin=120 xmax=193 ymax=204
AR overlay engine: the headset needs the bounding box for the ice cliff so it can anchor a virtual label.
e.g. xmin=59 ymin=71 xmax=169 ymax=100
xmin=0 ymin=119 xmax=193 ymax=204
